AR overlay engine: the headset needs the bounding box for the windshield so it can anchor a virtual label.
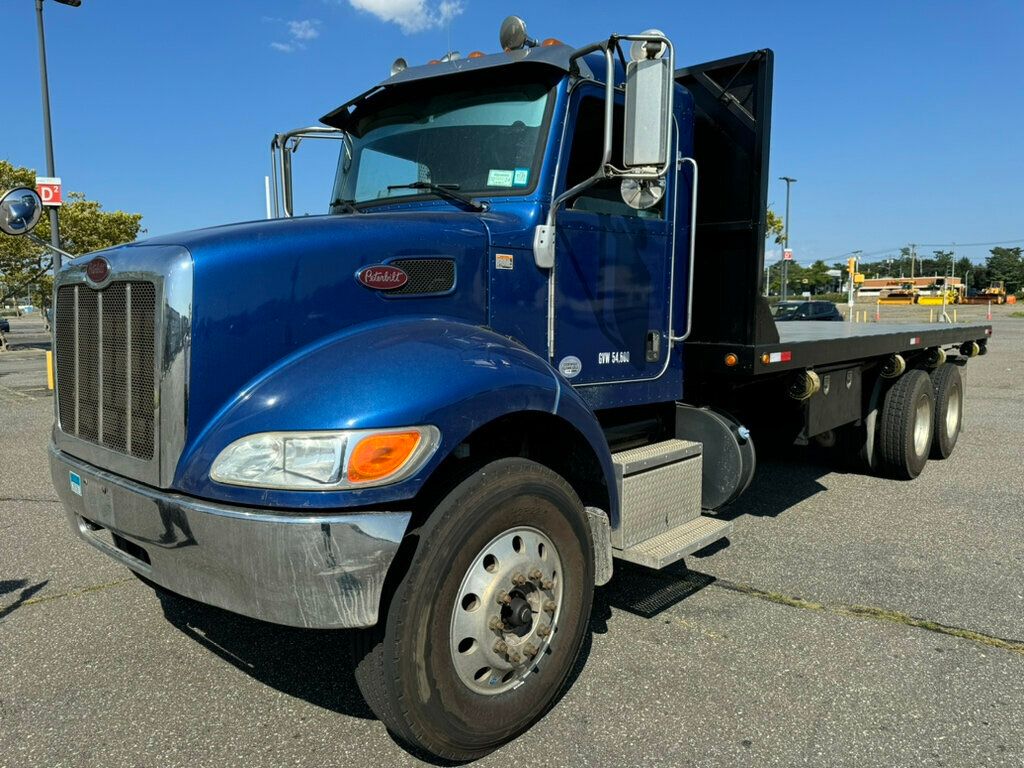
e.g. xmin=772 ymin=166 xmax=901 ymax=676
xmin=331 ymin=79 xmax=552 ymax=208
xmin=772 ymin=303 xmax=801 ymax=318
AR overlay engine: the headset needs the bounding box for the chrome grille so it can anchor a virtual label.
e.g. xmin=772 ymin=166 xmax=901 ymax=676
xmin=55 ymin=282 xmax=157 ymax=460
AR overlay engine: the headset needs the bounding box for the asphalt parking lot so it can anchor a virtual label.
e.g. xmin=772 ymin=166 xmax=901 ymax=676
xmin=1 ymin=308 xmax=1022 ymax=767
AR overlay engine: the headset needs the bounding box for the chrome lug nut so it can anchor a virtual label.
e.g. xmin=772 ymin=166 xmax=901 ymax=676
xmin=523 ymin=643 xmax=538 ymax=658
xmin=543 ymin=600 xmax=556 ymax=613
xmin=496 ymin=591 xmax=511 ymax=605
xmin=541 ymin=578 xmax=554 ymax=590
xmin=511 ymin=572 xmax=528 ymax=587
xmin=529 ymin=568 xmax=543 ymax=581
xmin=488 ymin=616 xmax=504 ymax=631
xmin=509 ymin=652 xmax=522 ymax=664
xmin=494 ymin=640 xmax=508 ymax=654
xmin=537 ymin=624 xmax=552 ymax=638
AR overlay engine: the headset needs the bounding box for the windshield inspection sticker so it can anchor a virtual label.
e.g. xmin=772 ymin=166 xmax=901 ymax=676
xmin=487 ymin=169 xmax=514 ymax=188
xmin=495 ymin=253 xmax=514 ymax=270
xmin=512 ymin=167 xmax=530 ymax=186
xmin=69 ymin=471 xmax=82 ymax=496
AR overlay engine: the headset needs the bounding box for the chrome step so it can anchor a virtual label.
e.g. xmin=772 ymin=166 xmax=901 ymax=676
xmin=613 ymin=515 xmax=732 ymax=570
xmin=611 ymin=439 xmax=704 ymax=550
xmin=612 ymin=439 xmax=702 ymax=476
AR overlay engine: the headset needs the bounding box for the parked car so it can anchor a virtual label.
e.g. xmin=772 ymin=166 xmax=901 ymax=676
xmin=773 ymin=300 xmax=843 ymax=321
xmin=0 ymin=317 xmax=10 ymax=333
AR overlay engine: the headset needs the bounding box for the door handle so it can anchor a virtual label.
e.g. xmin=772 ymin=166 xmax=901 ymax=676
xmin=646 ymin=331 xmax=661 ymax=363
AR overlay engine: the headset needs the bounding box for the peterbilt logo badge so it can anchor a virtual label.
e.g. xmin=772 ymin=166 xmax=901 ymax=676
xmin=357 ymin=265 xmax=409 ymax=291
xmin=85 ymin=257 xmax=110 ymax=284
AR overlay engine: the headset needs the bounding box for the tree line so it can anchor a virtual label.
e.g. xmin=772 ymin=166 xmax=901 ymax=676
xmin=765 ymin=209 xmax=1023 ymax=295
xmin=1 ymin=159 xmax=144 ymax=315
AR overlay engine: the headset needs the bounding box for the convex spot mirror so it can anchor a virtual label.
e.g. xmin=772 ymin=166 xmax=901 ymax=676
xmin=0 ymin=187 xmax=43 ymax=236
xmin=499 ymin=16 xmax=535 ymax=51
xmin=621 ymin=177 xmax=665 ymax=210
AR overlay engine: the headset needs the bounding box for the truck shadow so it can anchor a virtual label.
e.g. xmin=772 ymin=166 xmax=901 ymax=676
xmin=154 ymin=589 xmax=374 ymax=720
xmin=0 ymin=578 xmax=50 ymax=621
xmin=155 ymin=585 xmax=597 ymax=765
xmin=710 ymin=448 xmax=849 ymax=522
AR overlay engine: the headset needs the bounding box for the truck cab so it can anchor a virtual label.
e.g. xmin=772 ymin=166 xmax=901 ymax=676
xmin=0 ymin=15 xmax=990 ymax=762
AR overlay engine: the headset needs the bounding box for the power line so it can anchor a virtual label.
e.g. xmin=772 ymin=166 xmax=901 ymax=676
xmin=812 ymin=239 xmax=1024 ymax=265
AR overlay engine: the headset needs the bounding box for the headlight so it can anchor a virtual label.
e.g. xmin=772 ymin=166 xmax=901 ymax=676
xmin=210 ymin=426 xmax=440 ymax=490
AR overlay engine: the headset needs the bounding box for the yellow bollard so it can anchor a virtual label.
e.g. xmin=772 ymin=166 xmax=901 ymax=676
xmin=46 ymin=350 xmax=55 ymax=390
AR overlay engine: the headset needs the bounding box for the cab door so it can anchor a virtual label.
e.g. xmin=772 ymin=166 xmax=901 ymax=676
xmin=552 ymin=89 xmax=674 ymax=387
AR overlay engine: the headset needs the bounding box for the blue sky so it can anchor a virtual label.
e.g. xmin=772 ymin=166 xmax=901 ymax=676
xmin=6 ymin=0 xmax=1023 ymax=266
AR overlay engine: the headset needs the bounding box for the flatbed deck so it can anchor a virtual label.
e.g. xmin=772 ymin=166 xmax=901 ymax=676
xmin=688 ymin=321 xmax=992 ymax=376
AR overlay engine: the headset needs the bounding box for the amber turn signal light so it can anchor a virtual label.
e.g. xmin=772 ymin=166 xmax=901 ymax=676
xmin=724 ymin=353 xmax=738 ymax=367
xmin=348 ymin=431 xmax=423 ymax=484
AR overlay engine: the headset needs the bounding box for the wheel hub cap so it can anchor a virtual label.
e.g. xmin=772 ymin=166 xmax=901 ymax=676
xmin=913 ymin=393 xmax=932 ymax=457
xmin=449 ymin=526 xmax=563 ymax=695
xmin=946 ymin=384 xmax=961 ymax=436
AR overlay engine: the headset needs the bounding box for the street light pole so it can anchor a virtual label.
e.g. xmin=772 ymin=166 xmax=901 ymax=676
xmin=779 ymin=176 xmax=797 ymax=301
xmin=34 ymin=0 xmax=81 ymax=270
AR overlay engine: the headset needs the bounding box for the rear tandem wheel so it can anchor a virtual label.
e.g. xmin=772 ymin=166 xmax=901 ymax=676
xmin=878 ymin=369 xmax=935 ymax=479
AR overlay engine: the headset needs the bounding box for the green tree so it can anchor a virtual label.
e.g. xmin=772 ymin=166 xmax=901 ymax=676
xmin=0 ymin=159 xmax=144 ymax=313
xmin=985 ymin=246 xmax=1024 ymax=293
xmin=765 ymin=208 xmax=784 ymax=245
xmin=930 ymin=250 xmax=955 ymax=277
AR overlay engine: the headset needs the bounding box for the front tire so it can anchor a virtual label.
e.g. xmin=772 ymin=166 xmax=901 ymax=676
xmin=354 ymin=458 xmax=594 ymax=761
xmin=878 ymin=369 xmax=935 ymax=479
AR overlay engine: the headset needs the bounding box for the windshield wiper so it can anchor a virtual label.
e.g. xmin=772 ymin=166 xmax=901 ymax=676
xmin=386 ymin=181 xmax=488 ymax=212
xmin=329 ymin=198 xmax=363 ymax=214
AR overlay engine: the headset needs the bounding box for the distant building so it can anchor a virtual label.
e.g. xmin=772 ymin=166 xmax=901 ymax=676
xmin=857 ymin=276 xmax=963 ymax=299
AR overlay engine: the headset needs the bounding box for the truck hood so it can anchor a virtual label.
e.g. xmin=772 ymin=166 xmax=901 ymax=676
xmin=131 ymin=211 xmax=491 ymax=447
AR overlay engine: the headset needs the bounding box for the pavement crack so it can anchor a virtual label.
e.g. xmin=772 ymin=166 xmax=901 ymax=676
xmin=4 ymin=577 xmax=136 ymax=614
xmin=712 ymin=578 xmax=1024 ymax=656
xmin=0 ymin=496 xmax=60 ymax=504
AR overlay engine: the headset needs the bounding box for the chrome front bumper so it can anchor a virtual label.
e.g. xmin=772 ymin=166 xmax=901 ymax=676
xmin=50 ymin=446 xmax=411 ymax=629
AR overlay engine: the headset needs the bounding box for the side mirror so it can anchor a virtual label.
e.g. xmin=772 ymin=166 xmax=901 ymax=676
xmin=623 ymin=45 xmax=672 ymax=168
xmin=0 ymin=187 xmax=43 ymax=236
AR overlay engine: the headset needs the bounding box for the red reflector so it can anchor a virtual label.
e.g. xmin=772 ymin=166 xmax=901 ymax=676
xmin=780 ymin=351 xmax=792 ymax=362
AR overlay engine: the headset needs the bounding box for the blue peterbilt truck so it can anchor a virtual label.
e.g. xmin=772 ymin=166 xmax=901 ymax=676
xmin=0 ymin=16 xmax=993 ymax=760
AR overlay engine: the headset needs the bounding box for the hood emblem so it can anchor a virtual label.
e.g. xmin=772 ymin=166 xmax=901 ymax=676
xmin=85 ymin=257 xmax=111 ymax=285
xmin=357 ymin=265 xmax=409 ymax=291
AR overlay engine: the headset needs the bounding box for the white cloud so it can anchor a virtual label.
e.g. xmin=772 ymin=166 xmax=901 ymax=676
xmin=288 ymin=20 xmax=321 ymax=41
xmin=345 ymin=0 xmax=464 ymax=34
xmin=269 ymin=18 xmax=322 ymax=53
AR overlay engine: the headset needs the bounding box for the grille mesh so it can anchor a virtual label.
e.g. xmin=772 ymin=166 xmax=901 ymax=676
xmin=55 ymin=282 xmax=157 ymax=460
xmin=389 ymin=258 xmax=455 ymax=295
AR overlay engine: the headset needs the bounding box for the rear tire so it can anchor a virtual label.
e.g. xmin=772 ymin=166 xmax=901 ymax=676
xmin=878 ymin=369 xmax=934 ymax=479
xmin=929 ymin=363 xmax=963 ymax=459
xmin=353 ymin=458 xmax=594 ymax=761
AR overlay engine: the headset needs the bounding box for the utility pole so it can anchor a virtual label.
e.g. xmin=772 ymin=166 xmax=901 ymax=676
xmin=908 ymin=243 xmax=917 ymax=281
xmin=34 ymin=0 xmax=82 ymax=270
xmin=779 ymin=176 xmax=797 ymax=301
xmin=847 ymin=250 xmax=862 ymax=322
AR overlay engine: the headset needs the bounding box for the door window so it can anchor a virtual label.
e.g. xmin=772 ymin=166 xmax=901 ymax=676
xmin=564 ymin=97 xmax=664 ymax=220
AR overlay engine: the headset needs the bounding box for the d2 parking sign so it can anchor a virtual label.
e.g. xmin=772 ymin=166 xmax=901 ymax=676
xmin=36 ymin=177 xmax=62 ymax=207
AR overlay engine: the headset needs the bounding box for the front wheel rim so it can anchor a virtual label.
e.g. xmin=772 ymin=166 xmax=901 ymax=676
xmin=913 ymin=394 xmax=932 ymax=457
xmin=449 ymin=526 xmax=564 ymax=695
